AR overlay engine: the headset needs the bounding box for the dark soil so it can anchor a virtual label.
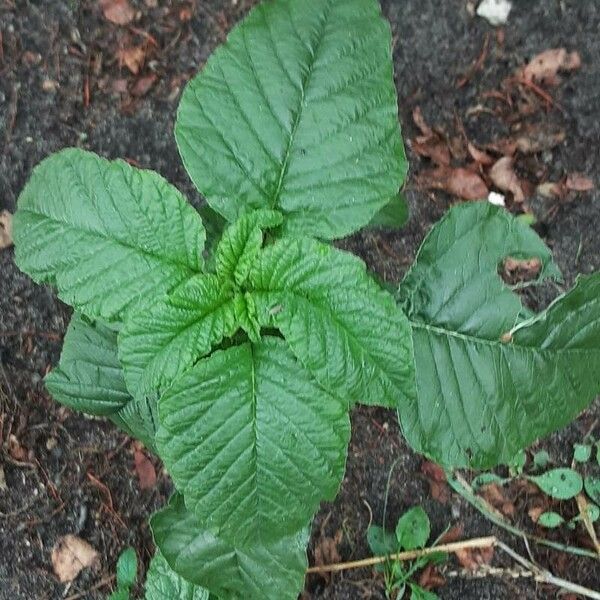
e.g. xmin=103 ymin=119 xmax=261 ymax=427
xmin=1 ymin=1 xmax=599 ymax=599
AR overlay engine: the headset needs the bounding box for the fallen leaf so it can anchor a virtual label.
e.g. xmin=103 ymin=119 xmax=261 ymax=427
xmin=478 ymin=483 xmax=515 ymax=517
xmin=51 ymin=535 xmax=99 ymax=583
xmin=117 ymin=46 xmax=146 ymax=75
xmin=100 ymin=0 xmax=135 ymax=26
xmin=522 ymin=48 xmax=581 ymax=86
xmin=417 ymin=166 xmax=488 ymax=200
xmin=537 ymin=181 xmax=566 ymax=199
xmin=8 ymin=434 xmax=27 ymax=461
xmin=438 ymin=523 xmax=464 ymax=545
xmin=503 ymin=257 xmax=542 ymax=283
xmin=514 ymin=126 xmax=565 ymax=154
xmin=131 ymin=74 xmax=157 ymax=97
xmin=313 ymin=529 xmax=342 ymax=582
xmin=412 ymin=106 xmax=433 ymax=137
xmin=421 ymin=460 xmax=450 ymax=503
xmin=456 ymin=545 xmax=494 ymax=571
xmin=566 ymin=173 xmax=594 ymax=192
xmin=467 ymin=142 xmax=494 ymax=166
xmin=412 ymin=137 xmax=451 ymax=166
xmin=528 ymin=506 xmax=544 ymax=523
xmin=418 ymin=564 xmax=446 ymax=589
xmin=0 ymin=210 xmax=13 ymax=250
xmin=490 ymin=157 xmax=525 ymax=202
xmin=134 ymin=449 xmax=157 ymax=489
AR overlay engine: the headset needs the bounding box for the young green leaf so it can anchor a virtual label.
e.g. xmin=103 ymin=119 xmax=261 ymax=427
xmin=249 ymin=237 xmax=416 ymax=408
xmin=45 ymin=314 xmax=130 ymax=416
xmin=395 ymin=506 xmax=430 ymax=550
xmin=574 ymin=444 xmax=592 ymax=463
xmin=116 ymin=547 xmax=137 ymax=589
xmin=156 ymin=338 xmax=350 ymax=545
xmin=398 ymin=201 xmax=600 ymax=469
xmin=410 ymin=584 xmax=439 ymax=600
xmin=584 ymin=475 xmax=600 ymax=505
xmin=175 ymin=0 xmax=407 ymax=240
xmin=151 ymin=494 xmax=309 ymax=600
xmin=118 ymin=274 xmax=239 ymax=398
xmin=533 ymin=450 xmax=551 ymax=470
xmin=13 ymin=149 xmax=205 ymax=321
xmin=529 ymin=468 xmax=583 ymax=500
xmin=537 ymin=512 xmax=564 ymax=528
xmin=145 ymin=550 xmax=209 ymax=600
xmin=367 ymin=525 xmax=398 ymax=556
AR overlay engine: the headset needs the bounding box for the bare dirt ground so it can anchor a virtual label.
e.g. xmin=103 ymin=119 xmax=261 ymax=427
xmin=1 ymin=1 xmax=599 ymax=598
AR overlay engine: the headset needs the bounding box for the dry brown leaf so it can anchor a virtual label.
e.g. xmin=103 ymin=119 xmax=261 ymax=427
xmin=412 ymin=137 xmax=451 ymax=166
xmin=421 ymin=460 xmax=450 ymax=504
xmin=131 ymin=74 xmax=157 ymax=97
xmin=51 ymin=535 xmax=99 ymax=583
xmin=418 ymin=564 xmax=446 ymax=589
xmin=0 ymin=466 xmax=7 ymax=493
xmin=503 ymin=257 xmax=542 ymax=283
xmin=134 ymin=449 xmax=157 ymax=489
xmin=0 ymin=210 xmax=13 ymax=250
xmin=438 ymin=523 xmax=464 ymax=545
xmin=528 ymin=506 xmax=544 ymax=523
xmin=456 ymin=545 xmax=494 ymax=571
xmin=467 ymin=142 xmax=494 ymax=166
xmin=100 ymin=0 xmax=135 ymax=25
xmin=313 ymin=530 xmax=342 ymax=582
xmin=479 ymin=483 xmax=515 ymax=518
xmin=117 ymin=46 xmax=146 ymax=75
xmin=537 ymin=181 xmax=566 ymax=199
xmin=522 ymin=48 xmax=581 ymax=85
xmin=566 ymin=173 xmax=594 ymax=192
xmin=8 ymin=434 xmax=28 ymax=461
xmin=417 ymin=166 xmax=488 ymax=200
xmin=412 ymin=106 xmax=433 ymax=137
xmin=490 ymin=157 xmax=525 ymax=202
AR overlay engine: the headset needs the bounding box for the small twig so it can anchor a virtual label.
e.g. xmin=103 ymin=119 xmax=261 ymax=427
xmin=306 ymin=536 xmax=497 ymax=574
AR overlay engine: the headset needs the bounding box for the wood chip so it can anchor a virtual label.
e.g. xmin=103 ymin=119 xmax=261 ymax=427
xmin=51 ymin=535 xmax=99 ymax=583
xmin=117 ymin=46 xmax=146 ymax=75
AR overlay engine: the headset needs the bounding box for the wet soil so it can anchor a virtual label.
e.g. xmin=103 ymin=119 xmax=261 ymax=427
xmin=1 ymin=1 xmax=599 ymax=598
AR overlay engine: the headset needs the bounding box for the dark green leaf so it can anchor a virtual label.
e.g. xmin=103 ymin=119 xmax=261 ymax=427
xmin=398 ymin=202 xmax=600 ymax=468
xmin=249 ymin=237 xmax=416 ymax=408
xmin=156 ymin=338 xmax=350 ymax=545
xmin=151 ymin=494 xmax=308 ymax=600
xmin=395 ymin=506 xmax=430 ymax=550
xmin=368 ymin=193 xmax=409 ymax=229
xmin=13 ymin=149 xmax=205 ymax=320
xmin=176 ymin=0 xmax=407 ymax=240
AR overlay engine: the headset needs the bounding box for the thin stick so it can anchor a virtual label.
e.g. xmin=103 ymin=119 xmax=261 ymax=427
xmin=306 ymin=536 xmax=497 ymax=574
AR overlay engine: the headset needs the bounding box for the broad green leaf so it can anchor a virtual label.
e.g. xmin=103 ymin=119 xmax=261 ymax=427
xmin=116 ymin=547 xmax=137 ymax=589
xmin=529 ymin=468 xmax=583 ymax=500
xmin=176 ymin=0 xmax=407 ymax=240
xmin=574 ymin=444 xmax=592 ymax=463
xmin=397 ymin=202 xmax=600 ymax=468
xmin=585 ymin=475 xmax=600 ymax=505
xmin=395 ymin=506 xmax=430 ymax=550
xmin=214 ymin=209 xmax=282 ymax=287
xmin=45 ymin=314 xmax=130 ymax=416
xmin=410 ymin=585 xmax=439 ymax=600
xmin=151 ymin=494 xmax=309 ymax=600
xmin=119 ymin=274 xmax=239 ymax=398
xmin=367 ymin=525 xmax=398 ymax=556
xmin=145 ymin=550 xmax=209 ymax=600
xmin=249 ymin=238 xmax=416 ymax=408
xmin=156 ymin=337 xmax=350 ymax=545
xmin=368 ymin=193 xmax=409 ymax=229
xmin=13 ymin=149 xmax=205 ymax=320
xmin=537 ymin=512 xmax=564 ymax=528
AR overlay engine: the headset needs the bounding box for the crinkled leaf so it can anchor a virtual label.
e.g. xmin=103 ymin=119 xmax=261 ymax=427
xmin=111 ymin=393 xmax=159 ymax=452
xmin=249 ymin=238 xmax=416 ymax=408
xmin=176 ymin=0 xmax=407 ymax=240
xmin=151 ymin=494 xmax=308 ymax=600
xmin=214 ymin=209 xmax=282 ymax=287
xmin=145 ymin=550 xmax=209 ymax=600
xmin=13 ymin=149 xmax=205 ymax=320
xmin=398 ymin=202 xmax=600 ymax=468
xmin=45 ymin=313 xmax=130 ymax=416
xmin=156 ymin=337 xmax=349 ymax=544
xmin=395 ymin=506 xmax=430 ymax=550
xmin=119 ymin=274 xmax=239 ymax=398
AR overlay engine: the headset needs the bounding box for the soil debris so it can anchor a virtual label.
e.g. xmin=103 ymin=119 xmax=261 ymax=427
xmin=51 ymin=535 xmax=100 ymax=583
xmin=521 ymin=48 xmax=581 ymax=86
xmin=0 ymin=210 xmax=13 ymax=249
xmin=100 ymin=0 xmax=136 ymax=26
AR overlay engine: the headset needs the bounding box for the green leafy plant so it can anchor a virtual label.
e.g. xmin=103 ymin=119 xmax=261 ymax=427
xmin=109 ymin=547 xmax=138 ymax=600
xmin=367 ymin=507 xmax=444 ymax=599
xmin=11 ymin=0 xmax=600 ymax=597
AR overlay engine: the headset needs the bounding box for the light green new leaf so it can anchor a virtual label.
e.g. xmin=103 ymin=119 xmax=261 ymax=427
xmin=151 ymin=494 xmax=309 ymax=600
xmin=529 ymin=468 xmax=583 ymax=500
xmin=537 ymin=512 xmax=564 ymax=528
xmin=249 ymin=238 xmax=416 ymax=408
xmin=156 ymin=338 xmax=350 ymax=545
xmin=13 ymin=149 xmax=205 ymax=321
xmin=214 ymin=209 xmax=282 ymax=287
xmin=176 ymin=0 xmax=407 ymax=240
xmin=118 ymin=274 xmax=239 ymax=398
xmin=395 ymin=506 xmax=430 ymax=550
xmin=116 ymin=547 xmax=137 ymax=589
xmin=45 ymin=314 xmax=130 ymax=416
xmin=145 ymin=551 xmax=209 ymax=600
xmin=398 ymin=202 xmax=600 ymax=468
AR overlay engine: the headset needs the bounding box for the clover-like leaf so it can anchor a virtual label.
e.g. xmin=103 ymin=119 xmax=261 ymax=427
xmin=151 ymin=494 xmax=309 ymax=600
xmin=13 ymin=149 xmax=205 ymax=321
xmin=145 ymin=550 xmax=209 ymax=600
xmin=249 ymin=238 xmax=416 ymax=408
xmin=156 ymin=337 xmax=350 ymax=545
xmin=395 ymin=506 xmax=430 ymax=550
xmin=176 ymin=0 xmax=407 ymax=239
xmin=398 ymin=202 xmax=600 ymax=469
